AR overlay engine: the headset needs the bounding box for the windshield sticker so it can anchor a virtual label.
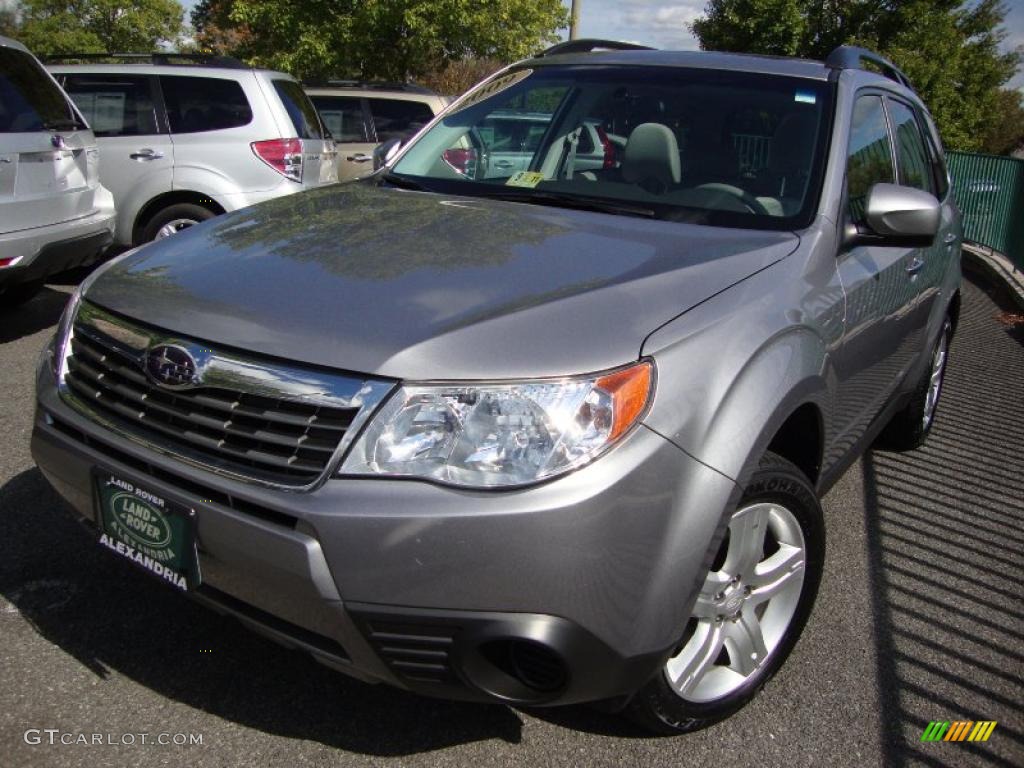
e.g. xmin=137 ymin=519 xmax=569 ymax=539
xmin=448 ymin=69 xmax=534 ymax=114
xmin=506 ymin=171 xmax=545 ymax=188
xmin=794 ymin=91 xmax=817 ymax=104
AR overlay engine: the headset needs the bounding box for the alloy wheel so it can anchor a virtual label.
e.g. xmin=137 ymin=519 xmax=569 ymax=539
xmin=665 ymin=502 xmax=806 ymax=703
xmin=155 ymin=218 xmax=198 ymax=239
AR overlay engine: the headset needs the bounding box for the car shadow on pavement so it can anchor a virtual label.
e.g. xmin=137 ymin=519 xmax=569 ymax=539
xmin=861 ymin=280 xmax=1024 ymax=767
xmin=0 ymin=287 xmax=71 ymax=344
xmin=0 ymin=468 xmax=526 ymax=756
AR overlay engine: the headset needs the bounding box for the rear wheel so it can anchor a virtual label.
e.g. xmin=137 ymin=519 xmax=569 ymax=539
xmin=626 ymin=452 xmax=825 ymax=734
xmin=140 ymin=203 xmax=216 ymax=243
xmin=876 ymin=316 xmax=951 ymax=451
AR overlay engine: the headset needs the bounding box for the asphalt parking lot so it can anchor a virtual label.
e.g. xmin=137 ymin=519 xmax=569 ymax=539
xmin=0 ymin=267 xmax=1021 ymax=768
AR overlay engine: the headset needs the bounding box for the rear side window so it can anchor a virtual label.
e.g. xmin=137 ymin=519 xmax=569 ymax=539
xmin=887 ymin=99 xmax=933 ymax=194
xmin=368 ymin=98 xmax=434 ymax=142
xmin=62 ymin=75 xmax=159 ymax=137
xmin=0 ymin=47 xmax=81 ymax=133
xmin=309 ymin=95 xmax=368 ymax=142
xmin=160 ymin=75 xmax=252 ymax=134
xmin=846 ymin=94 xmax=894 ymax=223
xmin=272 ymin=79 xmax=324 ymax=139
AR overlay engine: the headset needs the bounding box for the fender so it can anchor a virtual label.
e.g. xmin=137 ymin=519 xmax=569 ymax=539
xmin=641 ymin=240 xmax=843 ymax=491
xmin=113 ymin=165 xmax=175 ymax=246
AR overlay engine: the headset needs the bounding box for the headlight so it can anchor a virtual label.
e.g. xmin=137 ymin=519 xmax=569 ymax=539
xmin=53 ymin=283 xmax=84 ymax=381
xmin=340 ymin=361 xmax=653 ymax=488
xmin=53 ymin=246 xmax=142 ymax=382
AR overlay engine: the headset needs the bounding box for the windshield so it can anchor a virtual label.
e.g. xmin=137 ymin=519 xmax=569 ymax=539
xmin=390 ymin=65 xmax=833 ymax=230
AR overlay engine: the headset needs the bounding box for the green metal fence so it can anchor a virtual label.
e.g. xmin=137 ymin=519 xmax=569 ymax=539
xmin=946 ymin=151 xmax=1024 ymax=270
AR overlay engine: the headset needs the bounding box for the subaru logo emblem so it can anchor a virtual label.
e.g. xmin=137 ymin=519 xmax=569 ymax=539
xmin=146 ymin=345 xmax=198 ymax=389
xmin=51 ymin=134 xmax=65 ymax=149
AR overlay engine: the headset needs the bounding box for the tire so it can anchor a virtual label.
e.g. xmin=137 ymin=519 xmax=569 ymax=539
xmin=876 ymin=316 xmax=951 ymax=452
xmin=626 ymin=451 xmax=825 ymax=735
xmin=0 ymin=280 xmax=44 ymax=309
xmin=139 ymin=203 xmax=216 ymax=243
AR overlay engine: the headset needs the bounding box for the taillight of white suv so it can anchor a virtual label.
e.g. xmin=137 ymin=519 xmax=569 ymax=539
xmin=251 ymin=138 xmax=303 ymax=182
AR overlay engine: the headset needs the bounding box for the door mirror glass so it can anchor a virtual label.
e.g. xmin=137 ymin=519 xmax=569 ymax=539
xmin=860 ymin=182 xmax=940 ymax=245
xmin=373 ymin=137 xmax=403 ymax=170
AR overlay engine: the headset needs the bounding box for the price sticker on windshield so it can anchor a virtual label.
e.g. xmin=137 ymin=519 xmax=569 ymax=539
xmin=506 ymin=171 xmax=545 ymax=188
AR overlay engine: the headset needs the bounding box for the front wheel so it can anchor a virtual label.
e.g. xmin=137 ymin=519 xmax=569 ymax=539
xmin=626 ymin=452 xmax=825 ymax=734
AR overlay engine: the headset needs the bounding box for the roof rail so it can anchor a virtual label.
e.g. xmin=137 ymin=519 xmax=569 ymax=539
xmin=824 ymin=45 xmax=913 ymax=89
xmin=41 ymin=52 xmax=249 ymax=69
xmin=302 ymin=79 xmax=437 ymax=95
xmin=538 ymin=39 xmax=655 ymax=57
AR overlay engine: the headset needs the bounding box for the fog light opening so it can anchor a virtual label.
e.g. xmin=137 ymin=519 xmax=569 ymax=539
xmin=479 ymin=638 xmax=568 ymax=694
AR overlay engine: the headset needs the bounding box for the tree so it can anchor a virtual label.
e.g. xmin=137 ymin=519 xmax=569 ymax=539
xmin=690 ymin=0 xmax=1022 ymax=152
xmin=980 ymin=88 xmax=1024 ymax=155
xmin=190 ymin=0 xmax=253 ymax=57
xmin=222 ymin=0 xmax=568 ymax=82
xmin=13 ymin=0 xmax=184 ymax=55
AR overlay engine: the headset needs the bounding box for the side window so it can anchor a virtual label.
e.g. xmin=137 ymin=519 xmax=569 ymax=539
xmin=272 ymin=79 xmax=324 ymax=140
xmin=160 ymin=76 xmax=253 ymax=134
xmin=368 ymin=99 xmax=435 ymax=142
xmin=61 ymin=75 xmax=159 ymax=137
xmin=308 ymin=95 xmax=368 ymax=143
xmin=846 ymin=95 xmax=894 ymax=223
xmin=887 ymin=99 xmax=934 ymax=194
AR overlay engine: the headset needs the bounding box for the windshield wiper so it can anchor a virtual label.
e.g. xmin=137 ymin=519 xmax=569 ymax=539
xmin=382 ymin=172 xmax=428 ymax=191
xmin=43 ymin=118 xmax=86 ymax=131
xmin=485 ymin=190 xmax=656 ymax=219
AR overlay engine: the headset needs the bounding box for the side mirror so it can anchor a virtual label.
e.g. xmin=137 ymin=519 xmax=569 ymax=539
xmin=373 ymin=138 xmax=404 ymax=171
xmin=845 ymin=183 xmax=940 ymax=248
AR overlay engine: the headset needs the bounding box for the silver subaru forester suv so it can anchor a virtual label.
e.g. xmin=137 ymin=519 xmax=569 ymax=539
xmin=0 ymin=37 xmax=115 ymax=306
xmin=32 ymin=40 xmax=961 ymax=733
xmin=46 ymin=54 xmax=338 ymax=246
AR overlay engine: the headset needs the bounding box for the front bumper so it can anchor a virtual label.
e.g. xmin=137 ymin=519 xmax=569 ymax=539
xmin=32 ymin=352 xmax=738 ymax=706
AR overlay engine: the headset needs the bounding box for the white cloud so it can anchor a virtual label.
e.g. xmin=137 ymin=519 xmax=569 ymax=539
xmin=566 ymin=0 xmax=704 ymax=50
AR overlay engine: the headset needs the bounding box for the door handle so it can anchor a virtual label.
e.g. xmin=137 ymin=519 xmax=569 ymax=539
xmin=906 ymin=256 xmax=925 ymax=276
xmin=347 ymin=153 xmax=372 ymax=163
xmin=494 ymin=160 xmax=514 ymax=168
xmin=130 ymin=149 xmax=164 ymax=161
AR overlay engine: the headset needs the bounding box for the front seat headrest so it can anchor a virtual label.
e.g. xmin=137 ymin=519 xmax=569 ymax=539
xmin=622 ymin=123 xmax=681 ymax=192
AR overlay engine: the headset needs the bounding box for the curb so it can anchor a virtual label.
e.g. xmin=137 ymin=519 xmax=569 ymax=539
xmin=961 ymin=243 xmax=1024 ymax=311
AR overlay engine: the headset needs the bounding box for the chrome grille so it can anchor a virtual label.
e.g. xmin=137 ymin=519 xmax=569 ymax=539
xmin=60 ymin=302 xmax=392 ymax=487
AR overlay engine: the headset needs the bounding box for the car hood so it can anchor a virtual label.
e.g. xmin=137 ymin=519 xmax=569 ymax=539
xmin=85 ymin=183 xmax=799 ymax=380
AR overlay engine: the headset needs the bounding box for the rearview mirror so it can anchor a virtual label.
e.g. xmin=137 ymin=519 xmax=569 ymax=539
xmin=845 ymin=183 xmax=940 ymax=248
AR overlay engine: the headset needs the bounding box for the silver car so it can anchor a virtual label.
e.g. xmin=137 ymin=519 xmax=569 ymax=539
xmin=304 ymin=81 xmax=448 ymax=181
xmin=47 ymin=54 xmax=338 ymax=246
xmin=32 ymin=41 xmax=961 ymax=733
xmin=0 ymin=37 xmax=115 ymax=306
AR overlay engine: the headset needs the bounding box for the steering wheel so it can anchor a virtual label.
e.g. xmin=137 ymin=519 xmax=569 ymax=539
xmin=694 ymin=183 xmax=772 ymax=216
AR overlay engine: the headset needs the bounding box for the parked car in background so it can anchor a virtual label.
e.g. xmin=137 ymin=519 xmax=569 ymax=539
xmin=45 ymin=54 xmax=337 ymax=246
xmin=0 ymin=37 xmax=115 ymax=307
xmin=304 ymin=81 xmax=446 ymax=180
xmin=33 ymin=41 xmax=961 ymax=734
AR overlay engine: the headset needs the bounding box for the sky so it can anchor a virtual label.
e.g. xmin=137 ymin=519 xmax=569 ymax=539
xmin=175 ymin=0 xmax=1024 ymax=90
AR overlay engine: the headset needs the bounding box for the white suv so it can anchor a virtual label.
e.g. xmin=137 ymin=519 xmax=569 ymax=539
xmin=304 ymin=81 xmax=447 ymax=180
xmin=47 ymin=54 xmax=338 ymax=246
xmin=0 ymin=37 xmax=116 ymax=306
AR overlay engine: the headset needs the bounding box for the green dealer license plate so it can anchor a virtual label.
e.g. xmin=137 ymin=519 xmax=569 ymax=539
xmin=95 ymin=470 xmax=199 ymax=592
